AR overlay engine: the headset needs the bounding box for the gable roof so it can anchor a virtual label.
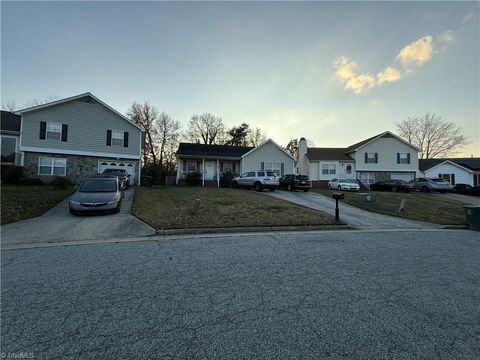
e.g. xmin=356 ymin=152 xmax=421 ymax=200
xmin=176 ymin=143 xmax=253 ymax=158
xmin=345 ymin=131 xmax=419 ymax=153
xmin=1 ymin=111 xmax=21 ymax=133
xmin=306 ymin=147 xmax=354 ymax=161
xmin=419 ymin=158 xmax=480 ymax=172
xmin=241 ymin=138 xmax=296 ymax=161
xmin=15 ymin=92 xmax=144 ymax=132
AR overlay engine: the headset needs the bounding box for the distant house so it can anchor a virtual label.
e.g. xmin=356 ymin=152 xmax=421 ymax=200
xmin=297 ymin=131 xmax=419 ymax=187
xmin=176 ymin=138 xmax=296 ymax=186
xmin=419 ymin=158 xmax=480 ymax=186
xmin=1 ymin=111 xmax=22 ymax=166
xmin=15 ymin=93 xmax=144 ymax=185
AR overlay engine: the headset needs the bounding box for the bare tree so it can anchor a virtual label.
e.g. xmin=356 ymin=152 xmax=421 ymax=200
xmin=185 ymin=113 xmax=225 ymax=145
xmin=2 ymin=100 xmax=17 ymax=112
xmin=285 ymin=139 xmax=299 ymax=158
xmin=127 ymin=102 xmax=159 ymax=167
xmin=156 ymin=112 xmax=181 ymax=173
xmin=247 ymin=127 xmax=266 ymax=147
xmin=397 ymin=113 xmax=469 ymax=159
xmin=2 ymin=96 xmax=59 ymax=112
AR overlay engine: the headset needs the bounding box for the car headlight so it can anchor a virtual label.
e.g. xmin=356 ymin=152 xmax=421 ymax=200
xmin=70 ymin=200 xmax=80 ymax=206
xmin=107 ymin=200 xmax=118 ymax=205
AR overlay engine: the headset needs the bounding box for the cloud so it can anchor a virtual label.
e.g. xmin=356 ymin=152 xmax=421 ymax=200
xmin=436 ymin=30 xmax=455 ymax=44
xmin=334 ymin=56 xmax=401 ymax=94
xmin=396 ymin=36 xmax=433 ymax=65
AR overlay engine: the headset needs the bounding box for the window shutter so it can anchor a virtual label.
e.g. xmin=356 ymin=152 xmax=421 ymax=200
xmin=364 ymin=153 xmax=368 ymax=163
xmin=123 ymin=132 xmax=129 ymax=147
xmin=183 ymin=160 xmax=187 ymax=173
xmin=106 ymin=130 xmax=112 ymax=146
xmin=196 ymin=160 xmax=201 ymax=172
xmin=61 ymin=124 xmax=68 ymax=142
xmin=451 ymin=174 xmax=455 ymax=185
xmin=375 ymin=153 xmax=378 ymax=163
xmin=281 ymin=163 xmax=284 ymax=176
xmin=397 ymin=153 xmax=400 ymax=164
xmin=220 ymin=162 xmax=224 ymax=172
xmin=40 ymin=122 xmax=46 ymax=139
xmin=233 ymin=162 xmax=236 ymax=173
xmin=407 ymin=153 xmax=410 ymax=164
xmin=260 ymin=162 xmax=264 ymax=170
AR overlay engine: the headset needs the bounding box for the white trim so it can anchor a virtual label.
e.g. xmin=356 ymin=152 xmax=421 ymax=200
xmin=15 ymin=92 xmax=145 ymax=132
xmin=202 ymin=158 xmax=205 ymax=187
xmin=138 ymin=134 xmax=142 ymax=185
xmin=20 ymin=146 xmax=141 ymax=160
xmin=355 ymin=169 xmax=417 ymax=172
xmin=347 ymin=131 xmax=420 ymax=153
xmin=241 ymin=138 xmax=296 ymax=161
xmin=423 ymin=160 xmax=474 ymax=174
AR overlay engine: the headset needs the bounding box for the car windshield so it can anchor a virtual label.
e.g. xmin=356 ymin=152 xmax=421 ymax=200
xmin=102 ymin=169 xmax=126 ymax=176
xmin=79 ymin=179 xmax=117 ymax=192
xmin=295 ymin=175 xmax=309 ymax=180
xmin=339 ymin=179 xmax=356 ymax=183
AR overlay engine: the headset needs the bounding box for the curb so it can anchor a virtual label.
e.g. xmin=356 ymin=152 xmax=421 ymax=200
xmin=156 ymin=224 xmax=353 ymax=236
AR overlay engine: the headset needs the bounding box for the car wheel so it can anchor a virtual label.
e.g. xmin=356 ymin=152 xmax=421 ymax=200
xmin=232 ymin=181 xmax=238 ymax=189
xmin=269 ymin=188 xmax=276 ymax=192
xmin=303 ymin=189 xmax=309 ymax=192
xmin=69 ymin=209 xmax=76 ymax=215
xmin=287 ymin=184 xmax=292 ymax=191
xmin=392 ymin=186 xmax=398 ymax=192
xmin=421 ymin=186 xmax=429 ymax=193
xmin=254 ymin=182 xmax=262 ymax=192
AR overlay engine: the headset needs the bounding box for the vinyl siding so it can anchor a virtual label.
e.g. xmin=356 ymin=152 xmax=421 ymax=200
xmin=20 ymin=99 xmax=141 ymax=157
xmin=354 ymin=137 xmax=418 ymax=172
xmin=242 ymin=141 xmax=294 ymax=174
xmin=425 ymin=163 xmax=472 ymax=185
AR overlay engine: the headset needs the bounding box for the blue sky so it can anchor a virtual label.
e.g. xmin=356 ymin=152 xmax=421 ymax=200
xmin=2 ymin=1 xmax=479 ymax=155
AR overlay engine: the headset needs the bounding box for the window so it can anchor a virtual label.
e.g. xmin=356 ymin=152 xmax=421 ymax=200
xmin=365 ymin=153 xmax=378 ymax=164
xmin=474 ymin=174 xmax=480 ymax=186
xmin=46 ymin=122 xmax=62 ymax=140
xmin=346 ymin=165 xmax=352 ymax=174
xmin=1 ymin=136 xmax=17 ymax=163
xmin=223 ymin=161 xmax=233 ymax=173
xmin=38 ymin=157 xmax=66 ymax=176
xmin=112 ymin=130 xmax=124 ymax=146
xmin=262 ymin=161 xmax=283 ymax=175
xmin=322 ymin=164 xmax=336 ymax=175
xmin=257 ymin=171 xmax=265 ymax=176
xmin=186 ymin=160 xmax=197 ymax=172
xmin=247 ymin=172 xmax=255 ymax=177
xmin=439 ymin=173 xmax=455 ymax=185
xmin=397 ymin=153 xmax=410 ymax=164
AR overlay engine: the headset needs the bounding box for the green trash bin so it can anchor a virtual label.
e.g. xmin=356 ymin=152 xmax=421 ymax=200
xmin=464 ymin=206 xmax=480 ymax=231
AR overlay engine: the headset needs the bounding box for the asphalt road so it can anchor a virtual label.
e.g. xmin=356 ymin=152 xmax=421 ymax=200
xmin=2 ymin=230 xmax=479 ymax=359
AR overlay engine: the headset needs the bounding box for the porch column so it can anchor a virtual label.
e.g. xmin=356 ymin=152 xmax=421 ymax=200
xmin=217 ymin=158 xmax=220 ymax=187
xmin=202 ymin=158 xmax=205 ymax=187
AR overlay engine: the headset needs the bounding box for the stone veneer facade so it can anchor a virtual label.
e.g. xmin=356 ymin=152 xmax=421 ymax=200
xmin=23 ymin=152 xmax=139 ymax=185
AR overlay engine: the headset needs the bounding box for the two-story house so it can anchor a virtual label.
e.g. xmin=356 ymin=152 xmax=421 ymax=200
xmin=297 ymin=131 xmax=419 ymax=187
xmin=16 ymin=93 xmax=144 ymax=185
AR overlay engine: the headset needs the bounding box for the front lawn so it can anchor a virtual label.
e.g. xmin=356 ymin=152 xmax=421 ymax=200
xmin=133 ymin=186 xmax=336 ymax=229
xmin=312 ymin=189 xmax=466 ymax=225
xmin=1 ymin=185 xmax=73 ymax=225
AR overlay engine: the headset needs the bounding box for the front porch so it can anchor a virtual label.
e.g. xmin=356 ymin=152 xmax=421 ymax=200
xmin=176 ymin=157 xmax=241 ymax=187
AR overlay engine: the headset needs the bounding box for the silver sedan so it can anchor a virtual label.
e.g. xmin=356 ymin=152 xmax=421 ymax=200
xmin=69 ymin=176 xmax=122 ymax=214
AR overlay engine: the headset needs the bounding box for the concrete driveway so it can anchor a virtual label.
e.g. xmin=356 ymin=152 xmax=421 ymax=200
xmin=265 ymin=190 xmax=442 ymax=230
xmin=1 ymin=188 xmax=155 ymax=247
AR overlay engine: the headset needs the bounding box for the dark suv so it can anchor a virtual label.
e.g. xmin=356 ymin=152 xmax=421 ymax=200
xmin=279 ymin=174 xmax=311 ymax=192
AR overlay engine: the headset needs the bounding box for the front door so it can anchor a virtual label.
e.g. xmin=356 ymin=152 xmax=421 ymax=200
xmin=205 ymin=161 xmax=215 ymax=180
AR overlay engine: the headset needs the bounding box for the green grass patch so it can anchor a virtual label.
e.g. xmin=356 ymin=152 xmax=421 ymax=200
xmin=133 ymin=186 xmax=335 ymax=229
xmin=312 ymin=188 xmax=466 ymax=225
xmin=1 ymin=185 xmax=73 ymax=225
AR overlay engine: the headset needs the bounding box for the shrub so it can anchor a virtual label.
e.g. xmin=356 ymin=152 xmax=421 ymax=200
xmin=20 ymin=178 xmax=45 ymax=186
xmin=184 ymin=172 xmax=202 ymax=186
xmin=0 ymin=166 xmax=24 ymax=184
xmin=50 ymin=177 xmax=74 ymax=190
xmin=220 ymin=172 xmax=235 ymax=188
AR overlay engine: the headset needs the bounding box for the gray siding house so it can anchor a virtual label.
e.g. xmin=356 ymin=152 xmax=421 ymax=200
xmin=16 ymin=93 xmax=143 ymax=185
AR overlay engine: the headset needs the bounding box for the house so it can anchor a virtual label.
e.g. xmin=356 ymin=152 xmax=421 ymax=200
xmin=1 ymin=111 xmax=22 ymax=166
xmin=14 ymin=93 xmax=144 ymax=185
xmin=176 ymin=138 xmax=296 ymax=186
xmin=419 ymin=158 xmax=480 ymax=186
xmin=297 ymin=131 xmax=419 ymax=187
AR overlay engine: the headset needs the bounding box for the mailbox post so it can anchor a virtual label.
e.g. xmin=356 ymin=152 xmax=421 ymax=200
xmin=332 ymin=192 xmax=344 ymax=222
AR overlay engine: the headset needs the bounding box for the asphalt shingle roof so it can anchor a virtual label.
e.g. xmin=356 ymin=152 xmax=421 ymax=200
xmin=419 ymin=158 xmax=480 ymax=172
xmin=176 ymin=143 xmax=253 ymax=158
xmin=306 ymin=148 xmax=354 ymax=161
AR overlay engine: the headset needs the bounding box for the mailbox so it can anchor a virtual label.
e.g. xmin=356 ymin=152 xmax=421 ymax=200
xmin=332 ymin=192 xmax=344 ymax=200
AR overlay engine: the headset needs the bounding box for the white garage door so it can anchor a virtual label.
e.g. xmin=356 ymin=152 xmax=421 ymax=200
xmin=391 ymin=173 xmax=414 ymax=182
xmin=98 ymin=160 xmax=136 ymax=185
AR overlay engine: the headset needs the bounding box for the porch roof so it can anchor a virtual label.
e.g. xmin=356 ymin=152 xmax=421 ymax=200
xmin=176 ymin=143 xmax=253 ymax=158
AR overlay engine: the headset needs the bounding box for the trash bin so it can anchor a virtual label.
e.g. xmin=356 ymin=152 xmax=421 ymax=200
xmin=356 ymin=192 xmax=375 ymax=203
xmin=140 ymin=175 xmax=153 ymax=187
xmin=464 ymin=206 xmax=480 ymax=231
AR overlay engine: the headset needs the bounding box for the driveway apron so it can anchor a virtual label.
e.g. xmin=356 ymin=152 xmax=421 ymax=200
xmin=1 ymin=188 xmax=155 ymax=247
xmin=264 ymin=191 xmax=442 ymax=230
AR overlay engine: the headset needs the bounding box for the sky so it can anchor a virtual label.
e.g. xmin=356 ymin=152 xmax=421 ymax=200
xmin=2 ymin=1 xmax=479 ymax=156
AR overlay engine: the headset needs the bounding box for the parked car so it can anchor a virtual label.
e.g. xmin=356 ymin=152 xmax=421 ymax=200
xmin=370 ymin=179 xmax=414 ymax=193
xmin=452 ymin=183 xmax=473 ymax=195
xmin=69 ymin=176 xmax=123 ymax=214
xmin=279 ymin=174 xmax=311 ymax=192
xmin=328 ymin=178 xmax=360 ymax=191
xmin=101 ymin=168 xmax=130 ymax=189
xmin=232 ymin=170 xmax=279 ymax=191
xmin=410 ymin=177 xmax=452 ymax=193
